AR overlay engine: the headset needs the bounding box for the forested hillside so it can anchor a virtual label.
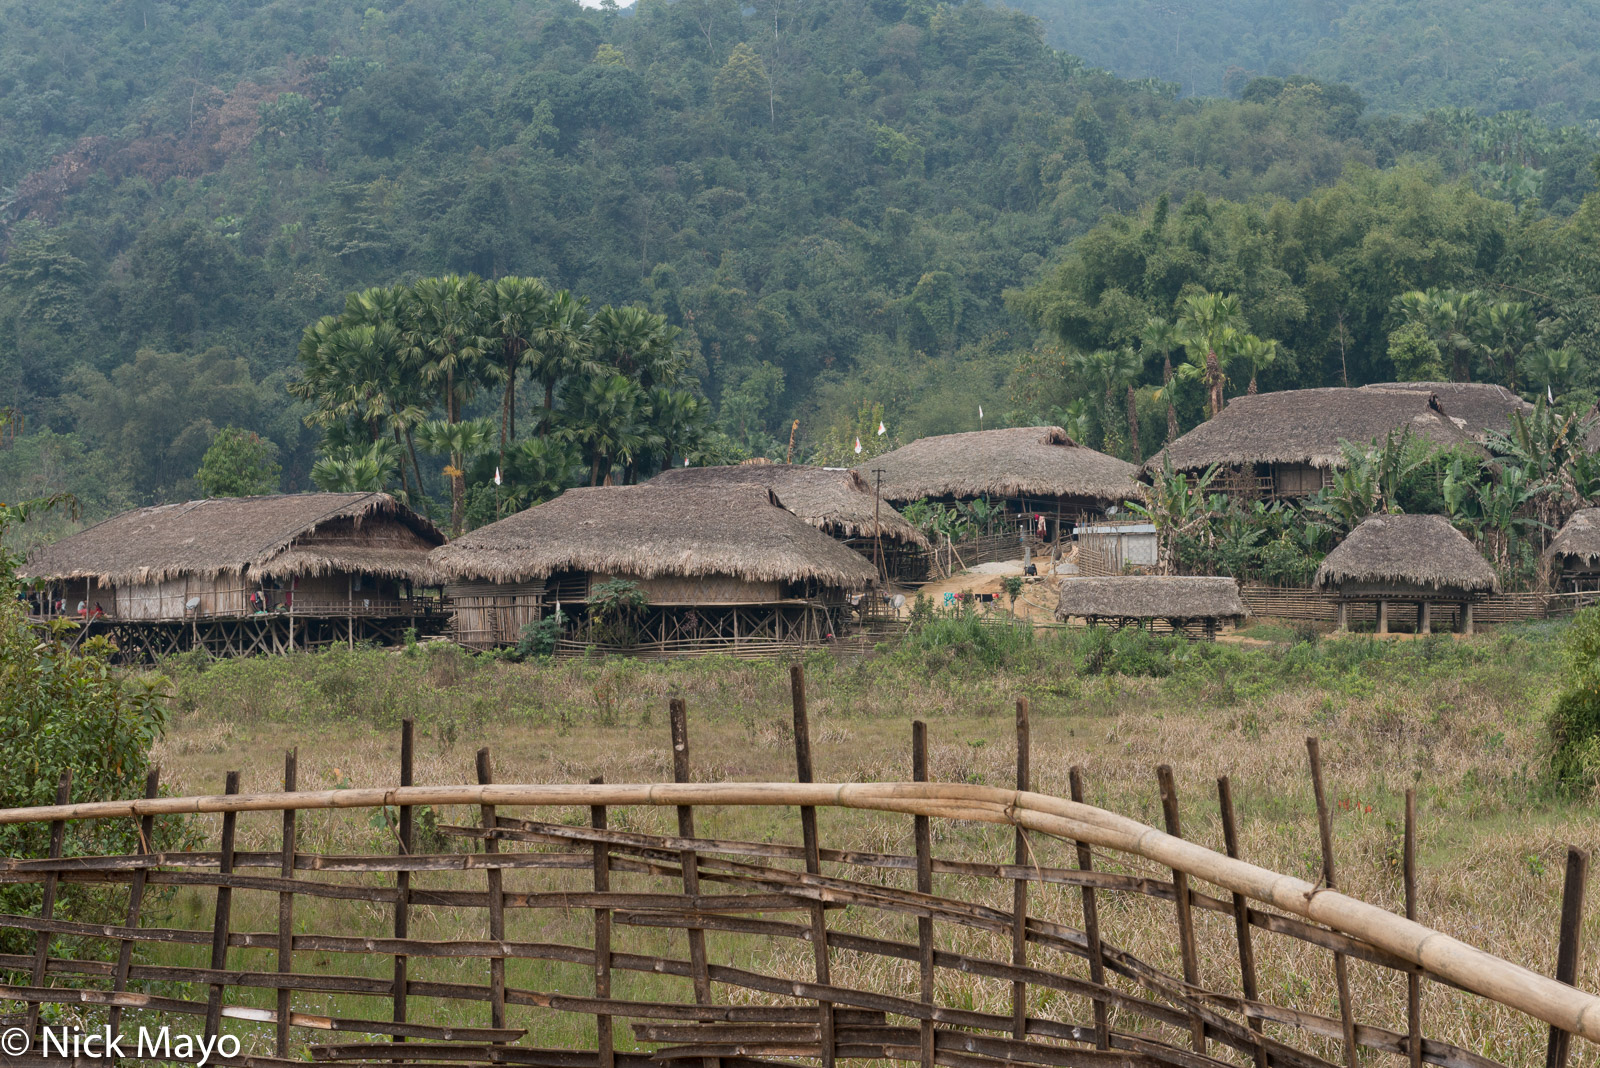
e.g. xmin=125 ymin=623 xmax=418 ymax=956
xmin=1 ymin=0 xmax=1598 ymax=532
xmin=1013 ymin=0 xmax=1600 ymax=122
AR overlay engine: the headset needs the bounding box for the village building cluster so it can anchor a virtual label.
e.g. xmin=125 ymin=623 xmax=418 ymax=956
xmin=19 ymin=383 xmax=1595 ymax=658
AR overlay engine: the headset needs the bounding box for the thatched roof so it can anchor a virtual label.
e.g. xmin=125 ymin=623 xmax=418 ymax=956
xmin=1546 ymin=508 xmax=1600 ymax=564
xmin=649 ymin=464 xmax=929 ymax=549
xmin=1148 ymin=388 xmax=1480 ymax=473
xmin=430 ymin=483 xmax=881 ymax=588
xmin=1055 ymin=576 xmax=1249 ymax=621
xmin=1362 ymin=382 xmax=1534 ymax=442
xmin=855 ymin=427 xmax=1140 ymax=506
xmin=1314 ymin=513 xmax=1499 ymax=593
xmin=23 ymin=493 xmax=444 ymax=585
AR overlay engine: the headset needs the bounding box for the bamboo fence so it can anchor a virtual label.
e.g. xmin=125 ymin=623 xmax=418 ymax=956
xmin=0 ymin=668 xmax=1595 ymax=1067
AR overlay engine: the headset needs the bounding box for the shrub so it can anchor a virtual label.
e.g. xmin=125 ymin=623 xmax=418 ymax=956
xmin=1549 ymin=607 xmax=1600 ymax=789
xmin=516 ymin=611 xmax=565 ymax=659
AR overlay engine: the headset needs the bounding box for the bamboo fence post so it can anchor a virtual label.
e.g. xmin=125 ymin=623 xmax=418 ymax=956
xmin=1217 ymin=775 xmax=1266 ymax=1068
xmin=1307 ymin=737 xmax=1358 ymax=1068
xmin=477 ymin=747 xmax=507 ymax=1033
xmin=1156 ymin=764 xmax=1206 ymax=1055
xmin=277 ymin=750 xmax=297 ymax=1057
xmin=1546 ymin=846 xmax=1591 ymax=1068
xmin=204 ymin=770 xmax=241 ymax=1043
xmin=1068 ymin=766 xmax=1110 ymax=1049
xmin=108 ymin=768 xmax=159 ymax=1038
xmin=669 ymin=697 xmax=720 ymax=1068
xmin=1012 ymin=697 xmax=1030 ymax=1041
xmin=913 ymin=719 xmax=935 ymax=1068
xmin=394 ymin=719 xmax=414 ymax=1042
xmin=1404 ymin=787 xmax=1421 ymax=1068
xmin=790 ymin=664 xmax=835 ymax=1067
xmin=590 ymin=775 xmax=614 ymax=1068
xmin=24 ymin=770 xmax=72 ymax=1042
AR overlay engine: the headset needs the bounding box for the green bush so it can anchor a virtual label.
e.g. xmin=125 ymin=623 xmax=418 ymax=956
xmin=1549 ymin=607 xmax=1600 ymax=789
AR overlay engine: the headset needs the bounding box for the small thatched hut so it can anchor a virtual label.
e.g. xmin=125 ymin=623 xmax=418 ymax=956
xmin=22 ymin=493 xmax=444 ymax=656
xmin=854 ymin=426 xmax=1139 ymax=552
xmin=430 ymin=483 xmax=879 ymax=652
xmin=649 ymin=463 xmax=929 ymax=580
xmin=1055 ymin=576 xmax=1248 ymax=640
xmin=1361 ymin=382 xmax=1534 ymax=442
xmin=1546 ymin=509 xmax=1600 ymax=592
xmin=1314 ymin=513 xmax=1498 ymax=634
xmin=1149 ymin=388 xmax=1480 ymax=499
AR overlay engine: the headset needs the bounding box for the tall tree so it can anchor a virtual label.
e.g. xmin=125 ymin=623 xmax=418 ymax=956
xmin=485 ymin=276 xmax=554 ymax=474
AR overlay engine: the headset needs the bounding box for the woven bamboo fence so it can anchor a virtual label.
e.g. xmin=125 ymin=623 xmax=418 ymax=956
xmin=0 ymin=668 xmax=1595 ymax=1067
xmin=1239 ymin=585 xmax=1554 ymax=625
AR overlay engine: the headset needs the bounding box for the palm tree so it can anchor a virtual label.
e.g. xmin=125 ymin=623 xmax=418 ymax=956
xmin=1073 ymin=347 xmax=1141 ymax=458
xmin=310 ymin=442 xmax=401 ymax=493
xmin=1394 ymin=288 xmax=1480 ymax=382
xmin=591 ymin=304 xmax=685 ymax=390
xmin=562 ymin=373 xmax=654 ymax=486
xmin=1141 ymin=318 xmax=1182 ymax=442
xmin=647 ymin=386 xmax=712 ymax=471
xmin=416 ymin=417 xmax=496 ymax=535
xmin=1233 ymin=334 xmax=1278 ymax=395
xmin=1476 ymin=300 xmax=1535 ymax=389
xmin=527 ymin=290 xmax=595 ymax=435
xmin=485 ymin=276 xmax=553 ymax=466
xmin=1175 ymin=292 xmax=1243 ymax=417
xmin=403 ymin=274 xmax=491 ymax=426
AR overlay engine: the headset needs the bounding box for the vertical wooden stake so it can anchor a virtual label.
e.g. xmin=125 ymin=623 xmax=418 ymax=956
xmin=477 ymin=747 xmax=507 ymax=1033
xmin=1217 ymin=776 xmax=1266 ymax=1068
xmin=277 ymin=750 xmax=297 ymax=1056
xmin=1404 ymin=788 xmax=1422 ymax=1068
xmin=204 ymin=770 xmax=241 ymax=1043
xmin=913 ymin=720 xmax=935 ymax=1068
xmin=394 ymin=720 xmax=414 ymax=1041
xmin=790 ymin=665 xmax=835 ymax=1067
xmin=25 ymin=770 xmax=72 ymax=1042
xmin=1011 ymin=697 xmax=1030 ymax=1041
xmin=1306 ymin=738 xmax=1358 ymax=1068
xmin=670 ymin=697 xmax=720 ymax=1068
xmin=1068 ymin=767 xmax=1109 ymax=1049
xmin=1546 ymin=846 xmax=1591 ymax=1068
xmin=109 ymin=768 xmax=160 ymax=1038
xmin=1156 ymin=765 xmax=1206 ymax=1055
xmin=591 ymin=775 xmax=614 ymax=1068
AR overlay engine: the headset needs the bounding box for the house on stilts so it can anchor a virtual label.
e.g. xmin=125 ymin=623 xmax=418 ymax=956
xmin=1546 ymin=509 xmax=1600 ymax=592
xmin=1055 ymin=576 xmax=1248 ymax=640
xmin=1149 ymin=388 xmax=1480 ymax=500
xmin=1314 ymin=513 xmax=1499 ymax=635
xmin=649 ymin=462 xmax=930 ymax=581
xmin=22 ymin=492 xmax=445 ymax=660
xmin=430 ymin=482 xmax=879 ymax=654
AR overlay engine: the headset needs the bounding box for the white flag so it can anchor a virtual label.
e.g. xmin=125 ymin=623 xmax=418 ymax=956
xmin=877 ymin=421 xmax=887 ymax=436
xmin=684 ymin=457 xmax=690 ymax=466
xmin=978 ymin=404 xmax=984 ymax=419
xmin=1550 ymin=384 xmax=1556 ymax=404
xmin=493 ymin=467 xmax=502 ymax=486
xmin=854 ymin=437 xmax=863 ymax=454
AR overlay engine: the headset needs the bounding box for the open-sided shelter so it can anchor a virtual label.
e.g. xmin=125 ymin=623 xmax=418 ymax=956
xmin=430 ymin=483 xmax=879 ymax=653
xmin=1148 ymin=388 xmax=1480 ymax=499
xmin=1546 ymin=509 xmax=1600 ymax=592
xmin=1362 ymin=382 xmax=1534 ymax=442
xmin=649 ymin=462 xmax=929 ymax=580
xmin=1314 ymin=513 xmax=1498 ymax=634
xmin=1054 ymin=576 xmax=1248 ymax=640
xmin=22 ymin=492 xmax=445 ymax=658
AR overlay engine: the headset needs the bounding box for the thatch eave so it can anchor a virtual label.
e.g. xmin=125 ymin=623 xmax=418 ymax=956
xmin=1313 ymin=513 xmax=1499 ymax=594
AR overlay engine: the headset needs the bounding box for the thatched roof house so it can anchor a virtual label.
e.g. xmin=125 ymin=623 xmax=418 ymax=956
xmin=23 ymin=492 xmax=444 ymax=622
xmin=1055 ymin=577 xmax=1248 ymax=623
xmin=1546 ymin=509 xmax=1600 ymax=590
xmin=1315 ymin=514 xmax=1498 ymax=594
xmin=432 ymin=483 xmax=878 ymax=592
xmin=1362 ymin=382 xmax=1534 ymax=442
xmin=649 ymin=464 xmax=929 ymax=550
xmin=1147 ymin=388 xmax=1481 ymax=498
xmin=855 ymin=427 xmax=1139 ymax=511
xmin=25 ymin=492 xmax=442 ymax=586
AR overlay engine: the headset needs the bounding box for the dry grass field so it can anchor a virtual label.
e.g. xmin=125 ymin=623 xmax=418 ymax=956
xmin=31 ymin=617 xmax=1600 ymax=1064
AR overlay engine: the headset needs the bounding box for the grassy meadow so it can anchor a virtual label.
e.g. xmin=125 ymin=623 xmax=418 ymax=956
xmin=41 ymin=619 xmax=1600 ymax=1063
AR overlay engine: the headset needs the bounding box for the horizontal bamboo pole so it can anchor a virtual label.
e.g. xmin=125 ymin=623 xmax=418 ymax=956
xmin=3 ymin=779 xmax=1597 ymax=1045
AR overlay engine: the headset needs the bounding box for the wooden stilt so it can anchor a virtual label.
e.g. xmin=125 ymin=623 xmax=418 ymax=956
xmin=1419 ymin=601 xmax=1431 ymax=636
xmin=1377 ymin=599 xmax=1389 ymax=635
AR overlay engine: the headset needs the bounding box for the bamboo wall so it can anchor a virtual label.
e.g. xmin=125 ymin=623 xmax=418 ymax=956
xmin=448 ymin=581 xmax=546 ymax=649
xmin=590 ymin=571 xmax=783 ymax=605
xmin=1239 ymin=583 xmax=1553 ymax=625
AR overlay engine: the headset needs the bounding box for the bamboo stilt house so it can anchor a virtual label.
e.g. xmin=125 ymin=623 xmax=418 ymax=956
xmin=430 ymin=483 xmax=879 ymax=653
xmin=1314 ymin=513 xmax=1499 ymax=635
xmin=1148 ymin=387 xmax=1481 ymax=500
xmin=21 ymin=492 xmax=445 ymax=657
xmin=649 ymin=463 xmax=929 ymax=580
xmin=1546 ymin=508 xmax=1600 ymax=591
xmin=1361 ymin=381 xmax=1534 ymax=442
xmin=1055 ymin=575 xmax=1248 ymax=639
xmin=854 ymin=426 xmax=1139 ymax=551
